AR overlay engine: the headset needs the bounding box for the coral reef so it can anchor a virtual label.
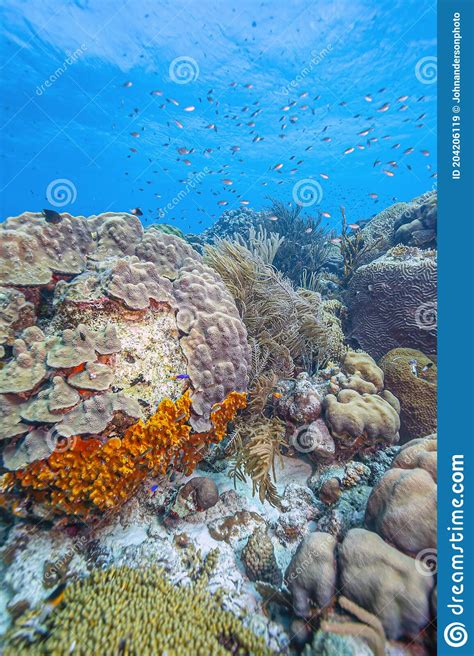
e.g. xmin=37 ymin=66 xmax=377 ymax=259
xmin=379 ymin=347 xmax=437 ymax=441
xmin=352 ymin=191 xmax=437 ymax=268
xmin=229 ymin=417 xmax=286 ymax=507
xmin=338 ymin=528 xmax=434 ymax=640
xmin=2 ymin=390 xmax=246 ymax=518
xmin=393 ymin=192 xmax=437 ymax=248
xmin=4 ymin=565 xmax=274 ymax=655
xmin=365 ymin=436 xmax=437 ymax=555
xmin=392 ymin=433 xmax=437 ymax=481
xmin=346 ymin=246 xmax=437 ymax=359
xmin=284 ymin=532 xmax=337 ymax=618
xmin=323 ymin=390 xmax=400 ymax=446
xmin=241 ymin=526 xmax=282 ymax=586
xmin=263 ymin=201 xmax=334 ymax=287
xmin=0 ymin=211 xmax=251 ymax=435
xmin=205 ymin=238 xmax=344 ymax=379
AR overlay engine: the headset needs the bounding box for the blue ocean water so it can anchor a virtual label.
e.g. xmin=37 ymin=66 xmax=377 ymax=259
xmin=0 ymin=0 xmax=436 ymax=233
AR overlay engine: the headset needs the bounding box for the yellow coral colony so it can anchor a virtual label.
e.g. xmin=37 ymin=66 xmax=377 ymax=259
xmin=1 ymin=391 xmax=247 ymax=517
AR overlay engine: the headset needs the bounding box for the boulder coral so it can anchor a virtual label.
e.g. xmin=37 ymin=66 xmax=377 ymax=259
xmin=346 ymin=246 xmax=437 ymax=359
xmin=0 ymin=211 xmax=253 ymax=515
xmin=392 ymin=434 xmax=437 ymax=481
xmin=323 ymin=390 xmax=400 ymax=446
xmin=379 ymin=347 xmax=437 ymax=441
xmin=338 ymin=528 xmax=434 ymax=640
xmin=365 ymin=435 xmax=437 ymax=556
xmin=0 ymin=211 xmax=251 ymax=434
xmin=284 ymin=531 xmax=337 ymax=618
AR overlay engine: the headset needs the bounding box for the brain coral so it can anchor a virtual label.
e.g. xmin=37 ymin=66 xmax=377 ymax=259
xmin=346 ymin=246 xmax=437 ymax=359
xmin=0 ymin=212 xmax=250 ymax=515
xmin=378 ymin=348 xmax=437 ymax=441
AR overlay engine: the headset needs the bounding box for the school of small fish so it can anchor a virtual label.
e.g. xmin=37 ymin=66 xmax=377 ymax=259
xmin=85 ymin=24 xmax=436 ymax=231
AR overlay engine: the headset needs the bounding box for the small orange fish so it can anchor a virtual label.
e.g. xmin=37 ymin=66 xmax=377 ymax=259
xmin=330 ymin=238 xmax=342 ymax=245
xmin=321 ymin=211 xmax=331 ymax=218
xmin=183 ymin=106 xmax=195 ymax=112
xmin=130 ymin=132 xmax=140 ymax=138
xmin=320 ymin=173 xmax=329 ymax=179
xmin=274 ymin=163 xmax=284 ymax=170
xmin=123 ymin=81 xmax=133 ymax=88
xmin=150 ymin=90 xmax=163 ymax=96
xmin=223 ymin=179 xmax=233 ymax=185
xmin=397 ymin=95 xmax=409 ymax=102
xmin=240 ymin=200 xmax=250 ymax=205
xmin=267 ymin=214 xmax=278 ymax=221
xmin=364 ymin=95 xmax=372 ymax=102
xmin=383 ymin=169 xmax=395 ymax=177
xmin=348 ymin=223 xmax=360 ymax=230
xmin=217 ymin=200 xmax=228 ymax=206
xmin=369 ymin=193 xmax=378 ymax=199
xmin=174 ymin=120 xmax=184 ymax=129
xmin=344 ymin=147 xmax=355 ymax=155
xmin=420 ymin=149 xmax=430 ymax=156
xmin=377 ymin=103 xmax=390 ymax=112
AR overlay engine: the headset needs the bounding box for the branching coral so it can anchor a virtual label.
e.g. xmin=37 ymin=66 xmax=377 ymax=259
xmin=4 ymin=565 xmax=274 ymax=655
xmin=265 ymin=200 xmax=334 ymax=285
xmin=338 ymin=207 xmax=384 ymax=286
xmin=233 ymin=225 xmax=284 ymax=265
xmin=204 ymin=239 xmax=343 ymax=380
xmin=320 ymin=594 xmax=387 ymax=656
xmin=1 ymin=391 xmax=246 ymax=517
xmin=228 ymin=416 xmax=286 ymax=507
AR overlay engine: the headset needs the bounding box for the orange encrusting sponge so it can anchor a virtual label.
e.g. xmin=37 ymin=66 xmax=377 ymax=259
xmin=2 ymin=390 xmax=246 ymax=518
